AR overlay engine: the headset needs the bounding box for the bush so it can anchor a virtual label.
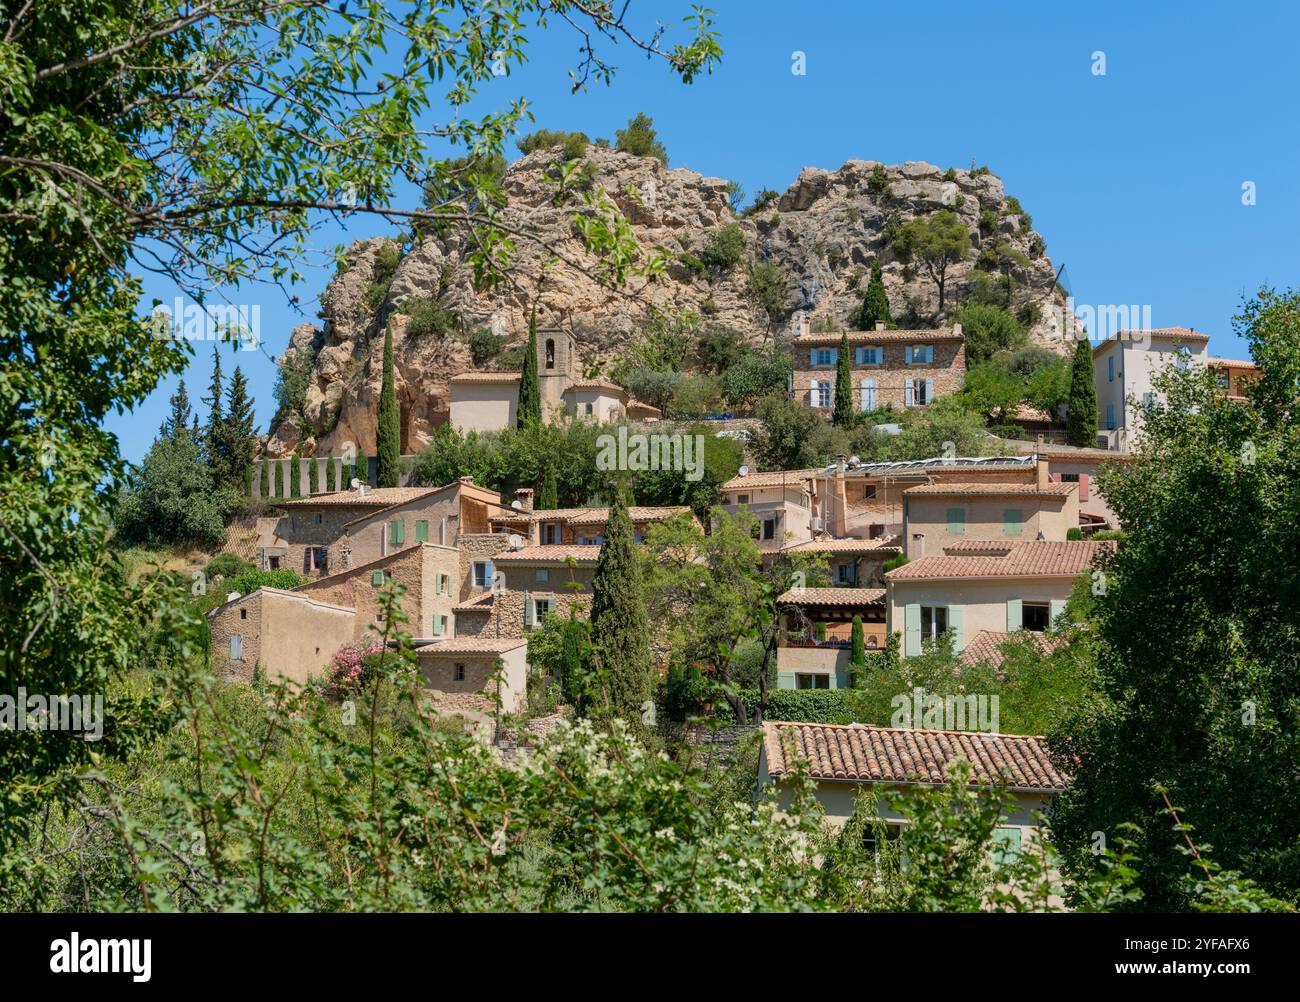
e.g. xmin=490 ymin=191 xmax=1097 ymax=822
xmin=669 ymin=372 xmax=722 ymax=417
xmin=401 ymin=297 xmax=458 ymax=338
xmin=614 ymin=112 xmax=667 ymax=164
xmin=362 ymin=241 xmax=403 ymax=312
xmin=747 ymin=260 xmax=790 ymax=323
xmin=206 ymin=552 xmax=254 ymax=579
xmin=1067 ymin=527 xmax=1084 ymax=541
xmin=468 ymin=327 xmax=508 ymax=365
xmin=699 ymin=223 xmax=745 ymax=272
xmin=622 ymin=367 xmax=681 ymax=413
xmin=227 ymin=569 xmax=307 ymax=594
xmin=720 ymin=348 xmax=792 ymax=408
xmin=954 ymin=303 xmax=1027 ymax=366
xmin=516 ymin=128 xmax=589 ymax=156
xmin=742 ymin=188 xmax=779 ymax=216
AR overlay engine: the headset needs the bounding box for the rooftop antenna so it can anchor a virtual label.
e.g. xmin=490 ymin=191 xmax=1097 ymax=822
xmin=738 ymin=464 xmax=750 ymax=477
xmin=508 ymin=533 xmax=524 ymax=550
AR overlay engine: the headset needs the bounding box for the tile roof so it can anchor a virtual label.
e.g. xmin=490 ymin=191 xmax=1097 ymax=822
xmin=763 ymin=721 xmax=1067 ymax=791
xmin=273 ymin=486 xmax=439 ymax=509
xmin=793 ymin=327 xmax=962 ymax=347
xmin=490 ymin=544 xmax=602 ymax=565
xmin=514 ymin=505 xmax=693 ymax=526
xmin=902 ymin=482 xmax=1077 ymax=498
xmin=563 ymin=379 xmax=626 ymax=395
xmin=721 ymin=469 xmax=820 ymax=491
xmin=1001 ymin=439 xmax=1135 ymax=463
xmin=781 ymin=538 xmax=903 ymax=554
xmin=449 ymin=371 xmax=521 ymax=384
xmin=776 ymin=586 xmax=887 ymax=606
xmin=452 ymin=592 xmax=495 ymax=613
xmin=415 ymin=637 xmax=527 ymax=655
xmin=1207 ymin=356 xmax=1257 ymax=370
xmin=959 ymin=630 xmax=1063 ymax=669
xmin=886 ymin=540 xmax=1111 ymax=581
xmin=1092 ymin=328 xmax=1209 ymax=356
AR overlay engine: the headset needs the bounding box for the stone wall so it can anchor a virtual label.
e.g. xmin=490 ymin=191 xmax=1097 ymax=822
xmin=792 ymin=339 xmax=966 ymax=413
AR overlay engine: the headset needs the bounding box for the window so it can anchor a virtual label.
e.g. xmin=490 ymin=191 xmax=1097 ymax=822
xmin=535 ymin=568 xmax=549 ymax=582
xmin=240 ymin=608 xmax=247 ymax=620
xmin=309 ymin=547 xmax=328 ymax=573
xmin=905 ymin=378 xmax=933 ymax=407
xmin=584 ymin=402 xmax=593 ymax=416
xmin=907 ymin=345 xmax=934 ymax=364
xmin=388 ymin=520 xmax=405 ymax=546
xmin=862 ymin=821 xmax=904 ymax=856
xmin=860 ymin=378 xmax=876 ymax=411
xmin=761 ymin=518 xmax=776 ymax=541
xmin=432 ymin=614 xmax=444 ymax=636
xmin=1022 ymin=601 xmax=1050 ymax=632
xmin=545 ymin=339 xmax=555 ymax=369
xmin=920 ymin=605 xmax=948 ymax=641
xmin=813 ymin=348 xmax=836 ymax=366
xmin=1107 ymin=356 xmax=1115 ymax=382
xmin=1105 ymin=403 xmax=1116 ymax=430
xmin=863 ymin=485 xmax=878 ymax=501
xmin=230 ymin=635 xmax=243 ymax=661
xmin=737 ymin=494 xmax=750 ymax=505
xmin=541 ymin=522 xmax=561 ymax=544
xmin=946 ymin=508 xmax=966 ymax=534
xmin=454 ymin=663 xmax=466 ymax=682
xmin=1216 ymin=370 xmax=1230 ymax=389
xmin=268 ymin=555 xmax=280 ymax=570
xmin=1060 ymin=473 xmax=1079 ymax=483
xmin=992 ymin=827 xmax=1022 ymax=866
xmin=472 ymin=561 xmax=492 ymax=587
xmin=1142 ymin=391 xmax=1157 ymax=412
xmin=868 ymin=523 xmax=885 ymax=539
xmin=817 ymin=383 xmax=831 ymax=408
xmin=371 ymin=570 xmax=385 ymax=586
xmin=315 ymin=513 xmax=323 ymax=524
xmin=1003 ymin=509 xmax=1023 ymax=535
xmin=415 ymin=520 xmax=429 ymax=542
xmin=529 ymin=596 xmax=552 ymax=626
xmin=855 ymin=347 xmax=882 ymax=365
xmin=1175 ymin=347 xmax=1191 ymax=372
xmin=836 ymin=563 xmax=856 ymax=584
xmin=795 ymin=673 xmax=830 ymax=690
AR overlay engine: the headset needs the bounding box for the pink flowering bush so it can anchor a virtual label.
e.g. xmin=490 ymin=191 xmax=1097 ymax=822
xmin=326 ymin=640 xmax=387 ymax=696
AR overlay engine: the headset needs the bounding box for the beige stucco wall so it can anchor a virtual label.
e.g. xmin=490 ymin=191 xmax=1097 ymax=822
xmin=904 ymin=492 xmax=1078 ymax=558
xmin=450 ymin=382 xmax=517 ymax=433
xmin=208 ymin=588 xmax=356 ymax=685
xmin=887 ymin=575 xmax=1083 ymax=657
xmin=1094 ymin=334 xmax=1208 ymax=450
xmin=566 ymin=388 xmax=624 ymax=423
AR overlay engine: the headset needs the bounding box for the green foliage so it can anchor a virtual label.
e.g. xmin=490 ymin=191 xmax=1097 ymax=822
xmin=696 ymin=326 xmax=747 ymax=373
xmin=400 ymin=297 xmax=459 ymax=338
xmin=613 ymin=308 xmax=700 ymax=378
xmin=851 ymin=262 xmax=892 ymax=330
xmin=325 ymin=455 xmax=337 ymax=492
xmin=633 ymin=425 xmax=743 ymax=518
xmin=274 ymin=457 xmax=285 ymax=498
xmin=726 ymin=180 xmax=745 ymax=213
xmin=469 ymin=327 xmax=508 ymax=365
xmin=614 ymin=112 xmax=668 ymax=164
xmin=669 ymin=372 xmax=723 ymax=416
xmin=308 ymin=455 xmax=319 ymax=495
xmin=290 ymin=453 xmax=303 ymax=498
xmin=539 ymin=464 xmax=559 ymax=510
xmin=867 ymin=164 xmax=890 ymax=196
xmin=850 ymin=615 xmax=866 ymax=667
xmin=955 ymin=303 xmax=1027 ymax=366
xmin=742 ymin=188 xmax=780 ymax=216
xmin=832 ymin=333 xmax=854 ymax=427
xmin=227 ymin=569 xmax=307 ymax=594
xmin=893 ymin=210 xmax=972 ymax=314
xmin=622 ymin=367 xmax=681 ymax=413
xmin=363 ymin=241 xmax=404 ymax=312
xmin=260 ymin=458 xmax=271 ymax=498
xmin=206 ymin=552 xmax=255 ymax=580
xmin=377 ymin=324 xmax=401 ymax=487
xmin=746 ymin=260 xmax=791 ymax=324
xmin=719 ymin=346 xmax=793 ymax=408
xmin=517 ymin=128 xmax=590 ymax=157
xmin=1067 ymin=527 xmax=1084 ymax=541
xmin=517 ymin=307 xmax=542 ymax=428
xmin=1066 ymin=337 xmax=1099 ymax=446
xmin=587 ymin=492 xmax=652 ymax=726
xmin=883 ymin=397 xmax=1005 ymax=461
xmin=699 ymin=223 xmax=745 ymax=272
xmin=114 ymin=429 xmax=241 ymax=548
xmin=273 ymin=344 xmax=318 ymax=428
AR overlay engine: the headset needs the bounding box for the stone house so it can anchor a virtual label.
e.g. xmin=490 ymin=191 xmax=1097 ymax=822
xmin=790 ymin=318 xmax=966 ymax=415
xmin=414 ymin=637 xmax=529 ymax=716
xmin=778 ymin=537 xmax=902 ymax=587
xmin=717 ymin=468 xmax=821 ymax=550
xmin=1208 ymin=356 xmax=1258 ymax=402
xmin=493 ymin=504 xmax=697 ymax=546
xmin=206 ymin=587 xmax=356 ymax=685
xmin=774 ymin=587 xmax=887 ymax=689
xmin=757 ymin=721 xmax=1067 ymax=865
xmin=884 ymin=539 xmax=1111 ymax=658
xmin=453 ymin=544 xmax=600 ymax=639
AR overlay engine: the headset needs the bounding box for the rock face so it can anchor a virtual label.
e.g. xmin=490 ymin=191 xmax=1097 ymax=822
xmin=266 ymin=147 xmax=1068 ymax=458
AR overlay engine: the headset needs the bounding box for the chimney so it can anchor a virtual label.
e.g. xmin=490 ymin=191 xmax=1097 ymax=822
xmin=514 ymin=487 xmax=534 ymax=513
xmin=1036 ymin=457 xmax=1049 ymax=491
xmin=952 ymin=321 xmax=963 ymax=337
xmin=911 ymin=533 xmax=925 ymax=559
xmin=875 ymin=320 xmax=886 ymax=332
xmin=800 ymin=313 xmax=811 ymax=338
xmin=833 ymin=456 xmax=849 ymax=537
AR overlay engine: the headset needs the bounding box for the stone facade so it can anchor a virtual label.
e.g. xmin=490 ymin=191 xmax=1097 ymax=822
xmin=207 ymin=588 xmax=355 ymax=685
xmin=416 ymin=643 xmax=529 ymax=715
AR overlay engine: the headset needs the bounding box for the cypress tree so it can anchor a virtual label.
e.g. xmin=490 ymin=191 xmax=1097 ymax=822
xmin=377 ymin=323 xmax=401 ymax=487
xmin=290 ymin=452 xmax=302 ymax=498
xmin=274 ymin=458 xmax=285 ymax=498
xmin=326 ymin=455 xmax=336 ymax=493
xmin=832 ymin=332 xmax=854 ymax=427
xmin=587 ymin=487 xmax=652 ymax=725
xmin=850 ymin=615 xmax=865 ymax=666
xmin=259 ymin=458 xmax=270 ymax=500
xmin=308 ymin=455 xmax=319 ymax=495
xmin=215 ymin=365 xmax=256 ymax=492
xmin=1066 ymin=336 xmax=1098 ymax=447
xmin=539 ymin=464 xmax=559 ymax=510
xmin=517 ymin=303 xmax=542 ymax=428
xmin=203 ymin=346 xmax=224 ymax=475
xmin=559 ymin=612 xmax=588 ymax=708
xmin=854 ymin=261 xmax=891 ymax=330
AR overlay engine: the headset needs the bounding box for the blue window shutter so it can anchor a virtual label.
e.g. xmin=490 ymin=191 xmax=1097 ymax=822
xmin=810 ymin=349 xmax=817 ymax=365
xmin=432 ymin=615 xmax=444 ymax=636
xmin=926 ymin=378 xmax=934 ymax=403
xmin=904 ymin=603 xmax=922 ymax=656
xmin=1006 ymin=598 xmax=1022 ymax=632
xmin=1049 ymin=598 xmax=1067 ymax=625
xmin=992 ymin=827 xmax=1022 ymax=866
xmin=905 ymin=346 xmax=913 ymax=365
xmin=904 ymin=378 xmax=915 ymax=407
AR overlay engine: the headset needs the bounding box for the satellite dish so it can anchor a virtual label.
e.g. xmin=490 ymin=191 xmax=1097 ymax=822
xmin=510 ymin=499 xmax=521 ymax=510
xmin=349 ymin=478 xmax=360 ymax=489
xmin=508 ymin=533 xmax=524 ymax=550
xmin=738 ymin=464 xmax=750 ymax=477
xmin=849 ymin=455 xmax=860 ymax=465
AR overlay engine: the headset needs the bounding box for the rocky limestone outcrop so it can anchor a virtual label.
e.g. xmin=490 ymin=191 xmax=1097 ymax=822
xmin=265 ymin=146 xmax=1070 ymax=458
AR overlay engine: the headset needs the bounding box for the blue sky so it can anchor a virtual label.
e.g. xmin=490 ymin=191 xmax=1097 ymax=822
xmin=112 ymin=0 xmax=1300 ymax=462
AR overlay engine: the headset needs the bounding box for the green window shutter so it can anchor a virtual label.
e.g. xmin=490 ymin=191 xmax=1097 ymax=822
xmin=415 ymin=520 xmax=428 ymax=542
xmin=432 ymin=614 xmax=444 ymax=636
xmin=947 ymin=605 xmax=965 ymax=654
xmin=946 ymin=508 xmax=965 ymax=534
xmin=371 ymin=570 xmax=384 ymax=586
xmin=1003 ymin=509 xmax=1023 ymax=535
xmin=904 ymin=603 xmax=922 ymax=657
xmin=1049 ymin=598 xmax=1067 ymax=626
xmin=1006 ymin=597 xmax=1022 ymax=632
xmin=524 ymin=595 xmax=535 ymax=628
xmin=395 ymin=520 xmax=405 ymax=544
xmin=992 ymin=827 xmax=1022 ymax=867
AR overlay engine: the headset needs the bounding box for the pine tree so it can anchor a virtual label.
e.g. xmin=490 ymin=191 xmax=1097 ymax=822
xmin=587 ymin=487 xmax=652 ymax=724
xmin=274 ymin=458 xmax=285 ymax=498
xmin=377 ymin=323 xmax=401 ymax=487
xmin=832 ymin=332 xmax=854 ymax=427
xmin=516 ymin=303 xmax=542 ymax=428
xmin=203 ymin=346 xmax=224 ymax=473
xmin=539 ymin=464 xmax=559 ymax=510
xmin=290 ymin=452 xmax=302 ymax=498
xmin=214 ymin=365 xmax=257 ymax=492
xmin=161 ymin=380 xmax=194 ymax=439
xmin=308 ymin=455 xmax=319 ymax=495
xmin=1066 ymin=336 xmax=1098 ymax=447
xmin=853 ymin=261 xmax=891 ymax=330
xmin=259 ymin=458 xmax=270 ymax=500
xmin=326 ymin=455 xmax=336 ymax=493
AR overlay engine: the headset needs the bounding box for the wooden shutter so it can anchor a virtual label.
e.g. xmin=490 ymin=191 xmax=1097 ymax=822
xmin=230 ymin=635 xmax=243 ymax=661
xmin=1050 ymin=598 xmax=1067 ymax=625
xmin=809 ymin=349 xmax=817 ymax=365
xmin=905 ymin=346 xmax=913 ymax=365
xmin=1006 ymin=598 xmax=1022 ymax=632
xmin=371 ymin=570 xmax=384 ymax=586
xmin=946 ymin=508 xmax=965 ymax=534
xmin=947 ymin=605 xmax=965 ymax=654
xmin=808 ymin=379 xmax=818 ymax=405
xmin=415 ymin=520 xmax=429 ymax=542
xmin=925 ymin=378 xmax=934 ymax=404
xmin=432 ymin=614 xmax=444 ymax=636
xmin=1004 ymin=509 xmax=1022 ymax=535
xmin=904 ymin=379 xmax=915 ymax=407
xmin=904 ymin=603 xmax=922 ymax=657
xmin=1078 ymin=473 xmax=1090 ymax=501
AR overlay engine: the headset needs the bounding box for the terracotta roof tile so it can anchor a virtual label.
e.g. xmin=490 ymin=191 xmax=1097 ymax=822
xmin=721 ymin=469 xmax=820 ymax=491
xmin=453 ymin=592 xmax=495 ymax=613
xmin=449 ymin=371 xmax=521 ymax=384
xmin=776 ymin=587 xmax=886 ymax=606
xmin=563 ymin=379 xmax=626 ymax=394
xmin=960 ymin=630 xmax=1062 ymax=669
xmin=415 ymin=637 xmax=527 ymax=655
xmin=781 ymin=538 xmax=903 ymax=554
xmin=886 ymin=540 xmax=1111 ymax=581
xmin=273 ymin=486 xmax=441 ymax=509
xmin=1207 ymin=357 xmax=1257 ymax=370
xmin=793 ymin=327 xmax=962 ymax=347
xmin=762 ymin=721 xmax=1068 ymax=791
xmin=513 ymin=505 xmax=693 ymax=526
xmin=902 ymin=482 xmax=1077 ymax=498
xmin=490 ymin=544 xmax=602 ymax=564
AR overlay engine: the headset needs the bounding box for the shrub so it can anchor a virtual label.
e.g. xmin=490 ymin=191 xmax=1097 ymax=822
xmin=669 ymin=372 xmax=723 ymax=417
xmin=401 ymin=297 xmax=458 ymax=338
xmin=699 ymin=223 xmax=745 ymax=272
xmin=516 ymin=128 xmax=589 ymax=156
xmin=227 ymin=569 xmax=307 ymax=594
xmin=362 ymin=241 xmax=403 ymax=312
xmin=867 ymin=164 xmax=889 ymax=196
xmin=622 ymin=367 xmax=681 ymax=413
xmin=468 ymin=327 xmax=508 ymax=365
xmin=954 ymin=303 xmax=1027 ymax=366
xmin=206 ymin=552 xmax=255 ymax=580
xmin=746 ymin=260 xmax=790 ymax=323
xmin=614 ymin=112 xmax=667 ymax=164
xmin=326 ymin=640 xmax=387 ymax=695
xmin=1067 ymin=527 xmax=1084 ymax=541
xmin=742 ymin=188 xmax=779 ymax=216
